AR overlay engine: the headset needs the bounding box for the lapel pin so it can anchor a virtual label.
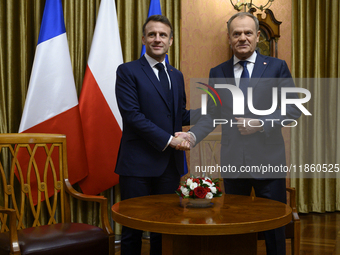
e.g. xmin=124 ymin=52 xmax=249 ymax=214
xmin=264 ymin=62 xmax=267 ymax=65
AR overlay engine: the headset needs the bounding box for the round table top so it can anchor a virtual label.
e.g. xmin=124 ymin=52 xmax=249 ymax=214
xmin=111 ymin=194 xmax=292 ymax=236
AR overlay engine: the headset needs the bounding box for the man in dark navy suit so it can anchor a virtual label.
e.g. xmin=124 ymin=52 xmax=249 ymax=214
xmin=177 ymin=12 xmax=301 ymax=255
xmin=115 ymin=15 xmax=198 ymax=255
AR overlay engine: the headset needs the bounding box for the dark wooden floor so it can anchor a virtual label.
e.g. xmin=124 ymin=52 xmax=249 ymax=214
xmin=297 ymin=212 xmax=340 ymax=255
xmin=115 ymin=212 xmax=340 ymax=254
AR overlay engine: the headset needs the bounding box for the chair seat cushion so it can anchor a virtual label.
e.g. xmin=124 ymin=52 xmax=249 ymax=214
xmin=0 ymin=223 xmax=109 ymax=255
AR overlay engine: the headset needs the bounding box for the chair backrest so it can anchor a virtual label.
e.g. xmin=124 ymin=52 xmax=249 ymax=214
xmin=0 ymin=133 xmax=70 ymax=231
xmin=199 ymin=132 xmax=222 ymax=167
xmin=199 ymin=132 xmax=223 ymax=187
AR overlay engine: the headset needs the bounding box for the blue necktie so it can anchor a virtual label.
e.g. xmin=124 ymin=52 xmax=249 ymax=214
xmin=155 ymin=63 xmax=172 ymax=103
xmin=155 ymin=63 xmax=170 ymax=91
xmin=238 ymin=61 xmax=250 ymax=97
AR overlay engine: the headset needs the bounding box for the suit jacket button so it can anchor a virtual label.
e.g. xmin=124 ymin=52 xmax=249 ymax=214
xmin=167 ymin=115 xmax=171 ymax=118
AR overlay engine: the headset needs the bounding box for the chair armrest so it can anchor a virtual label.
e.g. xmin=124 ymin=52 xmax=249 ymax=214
xmin=286 ymin=187 xmax=300 ymax=221
xmin=0 ymin=207 xmax=20 ymax=255
xmin=64 ymin=179 xmax=113 ymax=235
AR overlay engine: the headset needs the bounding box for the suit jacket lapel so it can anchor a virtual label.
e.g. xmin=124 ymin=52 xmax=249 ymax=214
xmin=140 ymin=56 xmax=170 ymax=109
xmin=167 ymin=63 xmax=178 ymax=114
xmin=222 ymin=57 xmax=236 ymax=83
xmin=250 ymin=53 xmax=269 ymax=89
xmin=215 ymin=58 xmax=236 ymax=112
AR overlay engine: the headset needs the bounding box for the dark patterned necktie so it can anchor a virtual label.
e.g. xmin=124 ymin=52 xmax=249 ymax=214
xmin=155 ymin=63 xmax=170 ymax=94
xmin=238 ymin=60 xmax=250 ymax=96
xmin=155 ymin=62 xmax=173 ymax=109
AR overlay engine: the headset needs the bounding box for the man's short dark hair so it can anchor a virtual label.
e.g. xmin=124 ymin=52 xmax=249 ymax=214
xmin=227 ymin=12 xmax=259 ymax=34
xmin=142 ymin=15 xmax=173 ymax=38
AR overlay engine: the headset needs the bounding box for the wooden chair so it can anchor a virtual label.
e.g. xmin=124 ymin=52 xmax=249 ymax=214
xmin=199 ymin=132 xmax=300 ymax=255
xmin=256 ymin=187 xmax=300 ymax=255
xmin=0 ymin=133 xmax=114 ymax=255
xmin=285 ymin=187 xmax=300 ymax=255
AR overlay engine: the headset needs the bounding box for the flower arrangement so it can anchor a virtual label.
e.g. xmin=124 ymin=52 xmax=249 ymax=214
xmin=176 ymin=176 xmax=223 ymax=199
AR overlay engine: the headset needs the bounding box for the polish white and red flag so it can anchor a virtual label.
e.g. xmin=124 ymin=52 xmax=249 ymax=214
xmin=19 ymin=0 xmax=89 ymax=203
xmin=78 ymin=0 xmax=123 ymax=194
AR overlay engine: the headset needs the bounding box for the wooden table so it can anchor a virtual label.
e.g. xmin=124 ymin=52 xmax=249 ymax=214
xmin=111 ymin=194 xmax=292 ymax=255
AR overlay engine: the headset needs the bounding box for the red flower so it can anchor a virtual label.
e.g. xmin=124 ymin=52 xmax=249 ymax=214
xmin=205 ymin=187 xmax=211 ymax=192
xmin=189 ymin=191 xmax=194 ymax=196
xmin=194 ymin=186 xmax=208 ymax=198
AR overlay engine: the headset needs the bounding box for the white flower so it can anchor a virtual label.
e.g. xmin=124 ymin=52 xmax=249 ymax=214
xmin=186 ymin=178 xmax=193 ymax=186
xmin=205 ymin=217 xmax=214 ymax=224
xmin=210 ymin=187 xmax=217 ymax=194
xmin=205 ymin=192 xmax=213 ymax=199
xmin=180 ymin=186 xmax=189 ymax=196
xmin=190 ymin=182 xmax=198 ymax=190
xmin=202 ymin=180 xmax=213 ymax=187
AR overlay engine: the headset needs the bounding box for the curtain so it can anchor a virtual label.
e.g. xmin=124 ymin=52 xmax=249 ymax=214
xmin=291 ymin=0 xmax=340 ymax=213
xmin=0 ymin=0 xmax=180 ymax=226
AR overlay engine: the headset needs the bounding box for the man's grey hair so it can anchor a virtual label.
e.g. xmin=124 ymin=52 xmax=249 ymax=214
xmin=227 ymin=12 xmax=260 ymax=33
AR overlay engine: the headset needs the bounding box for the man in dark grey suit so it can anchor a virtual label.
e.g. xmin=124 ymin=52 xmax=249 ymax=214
xmin=177 ymin=12 xmax=301 ymax=255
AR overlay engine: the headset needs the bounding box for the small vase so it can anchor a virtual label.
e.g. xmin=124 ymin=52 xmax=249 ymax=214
xmin=188 ymin=198 xmax=212 ymax=208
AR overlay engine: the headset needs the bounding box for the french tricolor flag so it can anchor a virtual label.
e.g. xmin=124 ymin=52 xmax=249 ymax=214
xmin=78 ymin=0 xmax=123 ymax=195
xmin=19 ymin=0 xmax=89 ymax=202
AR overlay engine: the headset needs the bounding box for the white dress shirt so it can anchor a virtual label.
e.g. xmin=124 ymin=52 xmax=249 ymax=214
xmin=233 ymin=51 xmax=257 ymax=87
xmin=144 ymin=53 xmax=171 ymax=89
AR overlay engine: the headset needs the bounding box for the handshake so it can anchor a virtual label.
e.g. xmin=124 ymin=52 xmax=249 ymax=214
xmin=169 ymin=132 xmax=196 ymax=151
